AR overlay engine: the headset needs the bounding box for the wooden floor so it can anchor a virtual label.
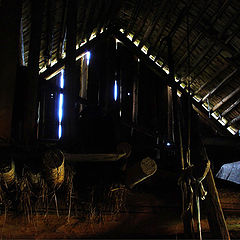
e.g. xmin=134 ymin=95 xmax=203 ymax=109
xmin=0 ymin=175 xmax=239 ymax=239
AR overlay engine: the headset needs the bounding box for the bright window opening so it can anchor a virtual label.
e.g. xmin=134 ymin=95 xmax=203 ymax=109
xmin=58 ymin=69 xmax=64 ymax=139
xmin=114 ymin=80 xmax=118 ymax=101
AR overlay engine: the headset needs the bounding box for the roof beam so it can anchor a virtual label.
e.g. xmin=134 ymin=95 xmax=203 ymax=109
xmin=150 ymin=0 xmax=180 ymax=56
xmin=172 ymin=0 xmax=213 ymax=58
xmin=138 ymin=0 xmax=168 ymax=49
xmin=57 ymin=0 xmax=67 ymax=60
xmin=221 ymin=98 xmax=240 ymax=117
xmin=194 ymin=63 xmax=229 ymax=95
xmin=155 ymin=1 xmax=192 ymax=61
xmin=40 ymin=29 xmax=111 ymax=79
xmin=131 ymin=0 xmax=154 ymax=43
xmin=44 ymin=0 xmax=54 ymax=66
xmin=125 ymin=0 xmax=144 ymax=36
xmin=113 ymin=29 xmax=230 ymax=136
xmin=212 ymin=85 xmax=240 ymax=112
xmin=175 ymin=0 xmax=231 ymax=71
xmin=227 ymin=115 xmax=240 ymax=127
xmin=202 ymin=68 xmax=238 ymax=102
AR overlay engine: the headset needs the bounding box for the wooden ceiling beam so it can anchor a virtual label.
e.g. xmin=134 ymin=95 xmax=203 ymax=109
xmin=193 ymin=23 xmax=240 ymax=82
xmin=154 ymin=1 xmax=192 ymax=61
xmin=131 ymin=0 xmax=153 ymax=43
xmin=212 ymin=85 xmax=240 ymax=112
xmin=150 ymin=0 xmax=180 ymax=55
xmin=57 ymin=0 xmax=67 ymax=60
xmin=221 ymin=98 xmax=240 ymax=117
xmin=40 ymin=29 xmax=111 ymax=80
xmin=138 ymin=0 xmax=168 ymax=49
xmin=172 ymin=0 xmax=213 ymax=58
xmin=202 ymin=68 xmax=238 ymax=102
xmin=113 ymin=29 xmax=230 ymax=136
xmin=194 ymin=63 xmax=229 ymax=95
xmin=227 ymin=115 xmax=240 ymax=127
xmin=95 ymin=0 xmax=108 ymax=35
xmin=125 ymin=0 xmax=144 ymax=36
xmin=44 ymin=0 xmax=55 ymax=66
xmin=85 ymin=0 xmax=101 ymax=41
xmin=175 ymin=0 xmax=231 ymax=71
xmin=78 ymin=0 xmax=92 ymax=43
xmin=184 ymin=6 xmax=240 ymax=80
xmin=104 ymin=0 xmax=122 ymax=30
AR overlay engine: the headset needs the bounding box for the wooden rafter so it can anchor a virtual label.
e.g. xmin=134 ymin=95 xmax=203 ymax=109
xmin=150 ymin=0 xmax=180 ymax=56
xmin=221 ymin=98 xmax=240 ymax=117
xmin=227 ymin=115 xmax=240 ymax=127
xmin=104 ymin=0 xmax=121 ymax=29
xmin=78 ymin=0 xmax=92 ymax=43
xmin=212 ymin=85 xmax=240 ymax=112
xmin=202 ymin=68 xmax=238 ymax=102
xmin=194 ymin=63 xmax=229 ymax=95
xmin=44 ymin=0 xmax=54 ymax=66
xmin=175 ymin=0 xmax=231 ymax=71
xmin=114 ymin=29 xmax=230 ymax=135
xmin=154 ymin=1 xmax=191 ymax=61
xmin=95 ymin=0 xmax=108 ymax=35
xmin=85 ymin=0 xmax=102 ymax=41
xmin=138 ymin=0 xmax=168 ymax=49
xmin=172 ymin=0 xmax=213 ymax=57
xmin=40 ymin=29 xmax=111 ymax=80
xmin=131 ymin=0 xmax=153 ymax=43
xmin=125 ymin=0 xmax=144 ymax=36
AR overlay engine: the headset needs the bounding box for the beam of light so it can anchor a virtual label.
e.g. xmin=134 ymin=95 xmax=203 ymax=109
xmin=59 ymin=94 xmax=63 ymax=124
xmin=114 ymin=80 xmax=118 ymax=101
xmin=60 ymin=69 xmax=64 ymax=88
xmin=58 ymin=93 xmax=63 ymax=139
xmin=58 ymin=125 xmax=62 ymax=139
xmin=86 ymin=51 xmax=91 ymax=66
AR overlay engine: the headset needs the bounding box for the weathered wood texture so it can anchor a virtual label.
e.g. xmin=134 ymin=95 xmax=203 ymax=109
xmin=0 ymin=0 xmax=21 ymax=143
xmin=204 ymin=169 xmax=230 ymax=240
xmin=63 ymin=0 xmax=77 ymax=140
xmin=23 ymin=0 xmax=45 ymax=144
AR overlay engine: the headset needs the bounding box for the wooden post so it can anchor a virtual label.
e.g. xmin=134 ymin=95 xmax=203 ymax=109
xmin=204 ymin=169 xmax=230 ymax=239
xmin=167 ymin=38 xmax=175 ymax=142
xmin=0 ymin=0 xmax=21 ymax=143
xmin=98 ymin=37 xmax=116 ymax=112
xmin=63 ymin=0 xmax=77 ymax=140
xmin=132 ymin=56 xmax=140 ymax=125
xmin=23 ymin=0 xmax=45 ymax=144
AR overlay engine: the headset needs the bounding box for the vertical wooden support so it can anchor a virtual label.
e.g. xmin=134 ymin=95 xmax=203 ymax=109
xmin=87 ymin=48 xmax=100 ymax=106
xmin=132 ymin=57 xmax=139 ymax=125
xmin=64 ymin=0 xmax=77 ymax=140
xmin=204 ymin=169 xmax=230 ymax=239
xmin=167 ymin=37 xmax=175 ymax=143
xmin=99 ymin=37 xmax=116 ymax=112
xmin=23 ymin=0 xmax=45 ymax=144
xmin=0 ymin=0 xmax=21 ymax=143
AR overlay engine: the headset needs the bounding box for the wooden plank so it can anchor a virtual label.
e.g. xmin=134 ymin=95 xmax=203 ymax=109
xmin=204 ymin=169 xmax=230 ymax=239
xmin=221 ymin=98 xmax=240 ymax=117
xmin=0 ymin=0 xmax=22 ymax=143
xmin=227 ymin=115 xmax=240 ymax=127
xmin=202 ymin=68 xmax=238 ymax=102
xmin=212 ymin=85 xmax=240 ymax=112
xmin=65 ymin=153 xmax=126 ymax=162
xmin=23 ymin=0 xmax=45 ymax=144
xmin=63 ymin=0 xmax=77 ymax=139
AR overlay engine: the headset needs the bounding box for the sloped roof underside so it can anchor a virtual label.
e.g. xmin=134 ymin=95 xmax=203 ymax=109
xmin=21 ymin=0 xmax=240 ymax=134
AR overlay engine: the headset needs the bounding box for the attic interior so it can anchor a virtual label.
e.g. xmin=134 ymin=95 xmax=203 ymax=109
xmin=0 ymin=0 xmax=240 ymax=239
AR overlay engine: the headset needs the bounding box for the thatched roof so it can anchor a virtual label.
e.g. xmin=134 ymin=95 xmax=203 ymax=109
xmin=21 ymin=0 xmax=240 ymax=134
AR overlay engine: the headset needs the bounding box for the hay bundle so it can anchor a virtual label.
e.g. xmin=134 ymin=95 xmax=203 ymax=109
xmin=0 ymin=158 xmax=16 ymax=187
xmin=125 ymin=157 xmax=157 ymax=189
xmin=43 ymin=149 xmax=65 ymax=187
